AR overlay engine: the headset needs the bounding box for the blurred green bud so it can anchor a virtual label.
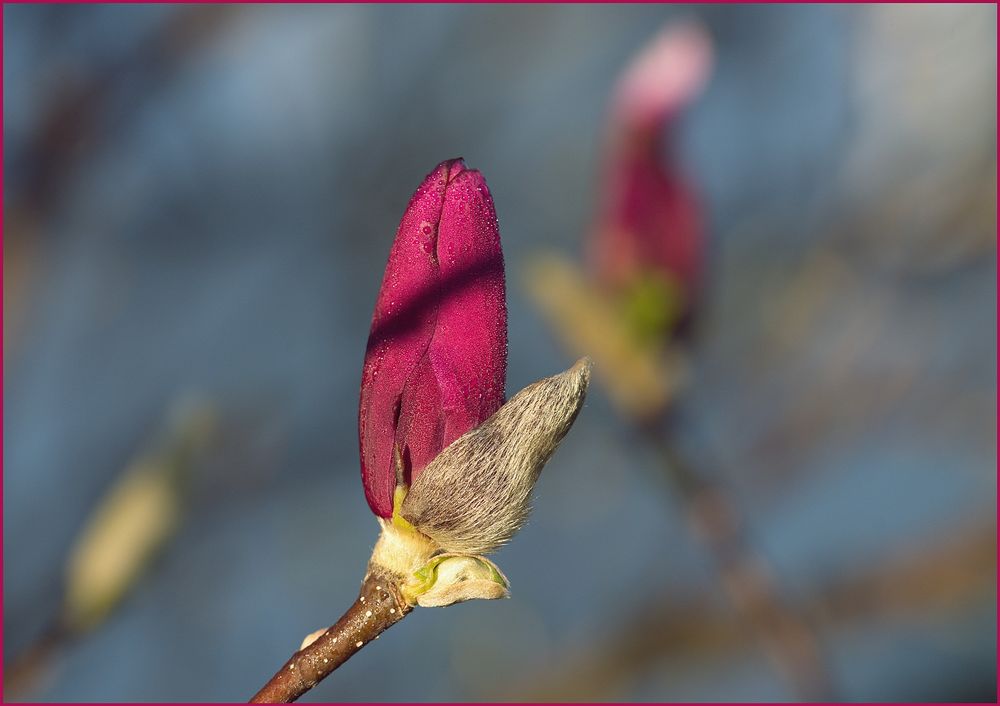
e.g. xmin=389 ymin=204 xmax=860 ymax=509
xmin=525 ymin=255 xmax=685 ymax=421
xmin=620 ymin=269 xmax=685 ymax=346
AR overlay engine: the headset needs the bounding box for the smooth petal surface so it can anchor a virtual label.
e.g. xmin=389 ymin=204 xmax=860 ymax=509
xmin=591 ymin=23 xmax=713 ymax=304
xmin=359 ymin=159 xmax=507 ymax=517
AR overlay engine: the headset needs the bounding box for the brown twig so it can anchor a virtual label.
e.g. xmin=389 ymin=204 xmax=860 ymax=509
xmin=249 ymin=567 xmax=410 ymax=703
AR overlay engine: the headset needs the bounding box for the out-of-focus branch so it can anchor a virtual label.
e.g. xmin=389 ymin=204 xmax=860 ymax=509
xmin=510 ymin=522 xmax=994 ymax=701
xmin=643 ymin=426 xmax=836 ymax=700
xmin=11 ymin=5 xmax=241 ymax=221
xmin=4 ymin=6 xmax=244 ymax=359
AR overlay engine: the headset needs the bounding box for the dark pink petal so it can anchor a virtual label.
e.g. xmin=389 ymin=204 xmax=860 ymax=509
xmin=359 ymin=159 xmax=507 ymax=518
xmin=591 ymin=23 xmax=713 ymax=307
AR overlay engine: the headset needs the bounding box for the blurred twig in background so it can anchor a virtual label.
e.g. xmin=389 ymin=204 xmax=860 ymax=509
xmin=9 ymin=5 xmax=240 ymax=222
xmin=3 ymin=5 xmax=242 ymax=356
xmin=644 ymin=425 xmax=836 ymax=700
xmin=511 ymin=521 xmax=994 ymax=701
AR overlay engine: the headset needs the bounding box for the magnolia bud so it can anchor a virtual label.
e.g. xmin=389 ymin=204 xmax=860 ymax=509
xmin=400 ymin=357 xmax=591 ymax=555
xmin=359 ymin=158 xmax=507 ymax=519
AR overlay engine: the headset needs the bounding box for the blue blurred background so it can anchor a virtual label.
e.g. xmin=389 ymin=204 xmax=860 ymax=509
xmin=4 ymin=4 xmax=996 ymax=702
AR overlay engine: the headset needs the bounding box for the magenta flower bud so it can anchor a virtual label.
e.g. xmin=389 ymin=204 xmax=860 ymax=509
xmin=358 ymin=159 xmax=507 ymax=518
xmin=590 ymin=23 xmax=713 ymax=322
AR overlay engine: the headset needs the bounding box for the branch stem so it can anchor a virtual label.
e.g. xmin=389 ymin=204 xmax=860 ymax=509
xmin=249 ymin=568 xmax=410 ymax=703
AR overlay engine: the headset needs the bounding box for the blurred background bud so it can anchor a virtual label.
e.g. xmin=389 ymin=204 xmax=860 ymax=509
xmin=5 ymin=398 xmax=217 ymax=697
xmin=62 ymin=398 xmax=217 ymax=633
xmin=526 ymin=21 xmax=713 ymax=422
xmin=589 ymin=21 xmax=713 ymax=343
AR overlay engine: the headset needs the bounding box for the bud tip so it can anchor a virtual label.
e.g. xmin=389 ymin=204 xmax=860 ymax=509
xmin=570 ymin=356 xmax=592 ymax=390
